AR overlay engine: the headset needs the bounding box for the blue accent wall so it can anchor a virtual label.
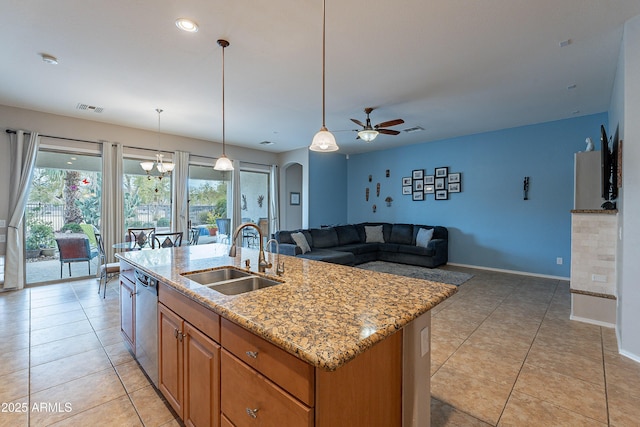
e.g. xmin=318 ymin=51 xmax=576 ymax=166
xmin=309 ymin=151 xmax=348 ymax=227
xmin=346 ymin=113 xmax=607 ymax=277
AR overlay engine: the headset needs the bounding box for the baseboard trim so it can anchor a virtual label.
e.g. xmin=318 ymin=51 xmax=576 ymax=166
xmin=447 ymin=263 xmax=569 ymax=281
xmin=619 ymin=349 xmax=640 ymax=364
xmin=569 ymin=314 xmax=615 ymax=328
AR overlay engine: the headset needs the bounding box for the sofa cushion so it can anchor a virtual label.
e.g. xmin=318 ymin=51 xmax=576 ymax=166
xmin=275 ymin=230 xmax=295 ymax=245
xmin=299 ymin=249 xmax=355 ymax=265
xmin=397 ymin=244 xmax=435 ymax=257
xmin=416 ymin=227 xmax=434 ymax=248
xmin=335 ymin=225 xmax=361 ymax=245
xmin=389 ymin=224 xmax=414 ymax=245
xmin=329 ymin=243 xmax=379 ymax=256
xmin=291 ymin=232 xmax=311 ymax=254
xmin=309 ymin=228 xmax=339 ymax=248
xmin=378 ymin=243 xmax=400 ymax=253
xmin=365 ymin=225 xmax=385 ymax=243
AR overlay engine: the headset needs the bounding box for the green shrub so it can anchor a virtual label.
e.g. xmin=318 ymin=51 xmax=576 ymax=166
xmin=60 ymin=223 xmax=83 ymax=233
xmin=157 ymin=217 xmax=170 ymax=227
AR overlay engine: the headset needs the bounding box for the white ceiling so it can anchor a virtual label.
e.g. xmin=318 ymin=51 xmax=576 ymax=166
xmin=2 ymin=1 xmax=640 ymax=155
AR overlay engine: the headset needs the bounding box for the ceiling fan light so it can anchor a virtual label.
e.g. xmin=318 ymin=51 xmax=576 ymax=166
xmin=310 ymin=127 xmax=339 ymax=152
xmin=140 ymin=161 xmax=154 ymax=172
xmin=214 ymin=154 xmax=234 ymax=171
xmin=358 ymin=129 xmax=379 ymax=142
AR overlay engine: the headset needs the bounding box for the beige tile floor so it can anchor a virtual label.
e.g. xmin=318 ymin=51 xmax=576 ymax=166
xmin=1 ymin=267 xmax=639 ymax=426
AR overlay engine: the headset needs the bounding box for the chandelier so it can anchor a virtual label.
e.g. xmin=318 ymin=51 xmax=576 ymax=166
xmin=140 ymin=108 xmax=175 ymax=179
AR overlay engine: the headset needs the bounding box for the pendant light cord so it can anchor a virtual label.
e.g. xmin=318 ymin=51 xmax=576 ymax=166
xmin=321 ymin=0 xmax=327 ymax=128
xmin=221 ymin=42 xmax=226 ymax=156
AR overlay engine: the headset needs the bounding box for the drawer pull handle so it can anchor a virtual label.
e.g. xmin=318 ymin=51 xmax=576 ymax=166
xmin=246 ymin=408 xmax=259 ymax=418
xmin=246 ymin=351 xmax=258 ymax=358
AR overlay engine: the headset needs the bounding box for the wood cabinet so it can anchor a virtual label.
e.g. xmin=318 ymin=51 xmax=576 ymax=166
xmin=159 ymin=284 xmax=221 ymax=427
xmin=119 ymin=261 xmax=135 ymax=350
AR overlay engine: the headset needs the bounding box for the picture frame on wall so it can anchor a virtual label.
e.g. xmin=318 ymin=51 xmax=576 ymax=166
xmin=413 ymin=180 xmax=424 ymax=191
xmin=435 ymin=167 xmax=448 ymax=178
xmin=424 ymin=175 xmax=434 ymax=185
xmin=402 ymin=186 xmax=412 ymax=195
xmin=435 ymin=178 xmax=446 ymax=190
xmin=424 ymin=185 xmax=435 ymax=194
xmin=435 ymin=190 xmax=448 ymax=200
xmin=412 ymin=191 xmax=424 ymax=201
xmin=402 ymin=177 xmax=412 ymax=186
xmin=412 ymin=169 xmax=424 ymax=180
xmin=290 ymin=192 xmax=300 ymax=205
xmin=448 ymin=182 xmax=461 ymax=193
xmin=448 ymin=173 xmax=461 ymax=183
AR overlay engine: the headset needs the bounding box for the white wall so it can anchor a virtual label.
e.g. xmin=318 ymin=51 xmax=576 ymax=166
xmin=611 ymin=14 xmax=640 ymax=361
xmin=0 ymin=104 xmax=279 ymax=254
xmin=277 ymin=147 xmax=309 ymax=229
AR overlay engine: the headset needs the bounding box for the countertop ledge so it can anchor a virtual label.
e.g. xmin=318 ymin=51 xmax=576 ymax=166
xmin=117 ymin=243 xmax=457 ymax=371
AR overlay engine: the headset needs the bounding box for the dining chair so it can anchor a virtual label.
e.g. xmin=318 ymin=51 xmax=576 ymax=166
xmin=126 ymin=227 xmax=156 ymax=250
xmin=152 ymin=231 xmax=183 ymax=248
xmin=55 ymin=237 xmax=98 ymax=278
xmin=189 ymin=227 xmax=200 ymax=245
xmin=95 ymin=232 xmax=119 ymax=298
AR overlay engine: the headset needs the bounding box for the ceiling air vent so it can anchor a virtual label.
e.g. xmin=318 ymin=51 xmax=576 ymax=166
xmin=76 ymin=103 xmax=104 ymax=113
xmin=403 ymin=126 xmax=424 ymax=133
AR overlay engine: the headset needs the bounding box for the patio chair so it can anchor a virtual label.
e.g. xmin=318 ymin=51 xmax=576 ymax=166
xmin=188 ymin=227 xmax=200 ymax=245
xmin=152 ymin=231 xmax=183 ymax=248
xmin=216 ymin=218 xmax=231 ymax=244
xmin=126 ymin=227 xmax=155 ymax=250
xmin=95 ymin=232 xmax=119 ymax=298
xmin=55 ymin=237 xmax=98 ymax=278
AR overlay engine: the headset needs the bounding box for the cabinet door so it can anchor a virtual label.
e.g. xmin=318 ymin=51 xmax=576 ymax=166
xmin=119 ymin=279 xmax=135 ymax=349
xmin=158 ymin=304 xmax=184 ymax=416
xmin=183 ymin=323 xmax=221 ymax=427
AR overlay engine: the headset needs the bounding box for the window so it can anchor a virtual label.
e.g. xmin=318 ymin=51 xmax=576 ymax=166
xmin=240 ymin=168 xmax=270 ymax=247
xmin=122 ymin=157 xmax=172 ymax=231
xmin=188 ymin=164 xmax=231 ymax=243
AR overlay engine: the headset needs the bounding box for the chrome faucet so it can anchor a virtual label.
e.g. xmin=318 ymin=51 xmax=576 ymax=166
xmin=229 ymin=222 xmax=271 ymax=273
xmin=266 ymin=238 xmax=285 ymax=276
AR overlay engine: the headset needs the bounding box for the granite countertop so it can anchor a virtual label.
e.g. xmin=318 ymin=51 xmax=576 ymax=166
xmin=116 ymin=243 xmax=457 ymax=371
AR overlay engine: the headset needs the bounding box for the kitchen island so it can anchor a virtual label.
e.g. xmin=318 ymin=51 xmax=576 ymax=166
xmin=117 ymin=243 xmax=457 ymax=427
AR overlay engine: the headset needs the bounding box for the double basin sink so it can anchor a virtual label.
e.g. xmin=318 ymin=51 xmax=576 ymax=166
xmin=181 ymin=267 xmax=283 ymax=296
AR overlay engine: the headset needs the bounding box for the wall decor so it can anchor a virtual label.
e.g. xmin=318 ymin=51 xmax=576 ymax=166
xmin=448 ymin=173 xmax=460 ymax=183
xmin=448 ymin=182 xmax=461 ymax=193
xmin=435 ymin=178 xmax=445 ymax=190
xmin=424 ymin=185 xmax=435 ymax=194
xmin=290 ymin=192 xmax=300 ymax=205
xmin=372 ymin=204 xmax=377 ymax=213
xmin=376 ymin=183 xmax=380 ymax=197
xmin=385 ymin=196 xmax=393 ymax=207
xmin=424 ymin=175 xmax=434 ymax=185
xmin=435 ymin=190 xmax=448 ymax=200
xmin=368 ymin=174 xmax=372 ymax=182
xmin=523 ymin=177 xmax=529 ymax=200
xmin=386 ymin=169 xmax=390 ymax=178
xmin=412 ymin=191 xmax=424 ymax=201
xmin=413 ymin=180 xmax=424 ymax=191
xmin=402 ymin=177 xmax=412 ymax=186
xmin=435 ymin=167 xmax=448 ymax=178
xmin=402 ymin=186 xmax=412 ymax=195
xmin=412 ymin=169 xmax=424 ymax=180
xmin=366 ymin=187 xmax=370 ymax=201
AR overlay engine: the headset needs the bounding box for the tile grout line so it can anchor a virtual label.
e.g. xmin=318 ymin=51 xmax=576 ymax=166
xmin=601 ymin=327 xmax=611 ymax=426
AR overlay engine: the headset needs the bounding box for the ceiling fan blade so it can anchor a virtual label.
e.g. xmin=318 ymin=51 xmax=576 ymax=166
xmin=350 ymin=118 xmax=365 ymax=127
xmin=375 ymin=119 xmax=404 ymax=128
xmin=378 ymin=129 xmax=401 ymax=135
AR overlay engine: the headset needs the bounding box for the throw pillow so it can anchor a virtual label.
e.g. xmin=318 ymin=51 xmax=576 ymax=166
xmin=416 ymin=228 xmax=434 ymax=248
xmin=365 ymin=225 xmax=385 ymax=243
xmin=291 ymin=232 xmax=311 ymax=254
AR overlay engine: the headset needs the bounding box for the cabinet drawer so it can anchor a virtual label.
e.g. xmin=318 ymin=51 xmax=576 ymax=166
xmin=221 ymin=318 xmax=314 ymax=406
xmin=221 ymin=414 xmax=234 ymax=427
xmin=119 ymin=260 xmax=135 ymax=285
xmin=159 ymin=282 xmax=220 ymax=342
xmin=221 ymin=350 xmax=313 ymax=427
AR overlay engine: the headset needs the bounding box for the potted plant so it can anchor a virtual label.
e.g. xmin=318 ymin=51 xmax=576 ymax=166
xmin=205 ymin=212 xmax=218 ymax=236
xmin=26 ymin=219 xmax=56 ymax=257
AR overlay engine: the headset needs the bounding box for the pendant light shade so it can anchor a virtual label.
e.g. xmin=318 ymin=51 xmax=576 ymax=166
xmin=309 ymin=0 xmax=339 ymax=152
xmin=214 ymin=39 xmax=235 ymax=171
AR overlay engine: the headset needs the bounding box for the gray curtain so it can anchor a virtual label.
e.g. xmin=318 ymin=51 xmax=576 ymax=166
xmin=101 ymin=142 xmax=123 ymax=263
xmin=4 ymin=131 xmax=40 ymax=290
xmin=231 ymin=159 xmax=242 ymax=246
xmin=171 ymin=151 xmax=190 ymax=237
xmin=270 ymin=164 xmax=279 ymax=236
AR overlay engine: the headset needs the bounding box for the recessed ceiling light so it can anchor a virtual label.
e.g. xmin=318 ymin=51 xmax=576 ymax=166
xmin=559 ymin=39 xmax=572 ymax=48
xmin=70 ymin=157 xmax=77 ymax=160
xmin=175 ymin=18 xmax=198 ymax=33
xmin=40 ymin=53 xmax=58 ymax=65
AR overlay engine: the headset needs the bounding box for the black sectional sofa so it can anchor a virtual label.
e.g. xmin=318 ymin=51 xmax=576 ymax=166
xmin=273 ymin=222 xmax=448 ymax=268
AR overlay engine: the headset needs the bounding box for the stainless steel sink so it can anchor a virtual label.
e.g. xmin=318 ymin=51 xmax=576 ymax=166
xmin=181 ymin=267 xmax=251 ymax=285
xmin=181 ymin=267 xmax=283 ymax=295
xmin=207 ymin=276 xmax=283 ymax=295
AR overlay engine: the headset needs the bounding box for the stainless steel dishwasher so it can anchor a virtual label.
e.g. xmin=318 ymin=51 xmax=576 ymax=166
xmin=135 ymin=269 xmax=158 ymax=387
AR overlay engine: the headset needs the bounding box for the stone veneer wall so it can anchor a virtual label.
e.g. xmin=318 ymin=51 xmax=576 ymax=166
xmin=570 ymin=211 xmax=618 ymax=326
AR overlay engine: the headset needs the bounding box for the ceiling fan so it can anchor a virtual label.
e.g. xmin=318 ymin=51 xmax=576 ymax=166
xmin=350 ymin=107 xmax=404 ymax=142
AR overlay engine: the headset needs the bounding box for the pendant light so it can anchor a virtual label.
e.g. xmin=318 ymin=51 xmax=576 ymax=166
xmin=140 ymin=109 xmax=175 ymax=178
xmin=214 ymin=39 xmax=234 ymax=171
xmin=309 ymin=0 xmax=339 ymax=152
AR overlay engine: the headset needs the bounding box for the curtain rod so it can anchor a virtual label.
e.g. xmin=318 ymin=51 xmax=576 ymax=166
xmin=5 ymin=128 xmax=100 ymax=144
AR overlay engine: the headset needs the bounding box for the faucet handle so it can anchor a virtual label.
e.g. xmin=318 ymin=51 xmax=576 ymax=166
xmin=244 ymin=259 xmax=251 ymax=268
xmin=277 ymin=262 xmax=285 ymax=276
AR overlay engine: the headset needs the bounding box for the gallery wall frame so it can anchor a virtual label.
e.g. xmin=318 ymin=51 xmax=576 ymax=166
xmin=290 ymin=192 xmax=300 ymax=205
